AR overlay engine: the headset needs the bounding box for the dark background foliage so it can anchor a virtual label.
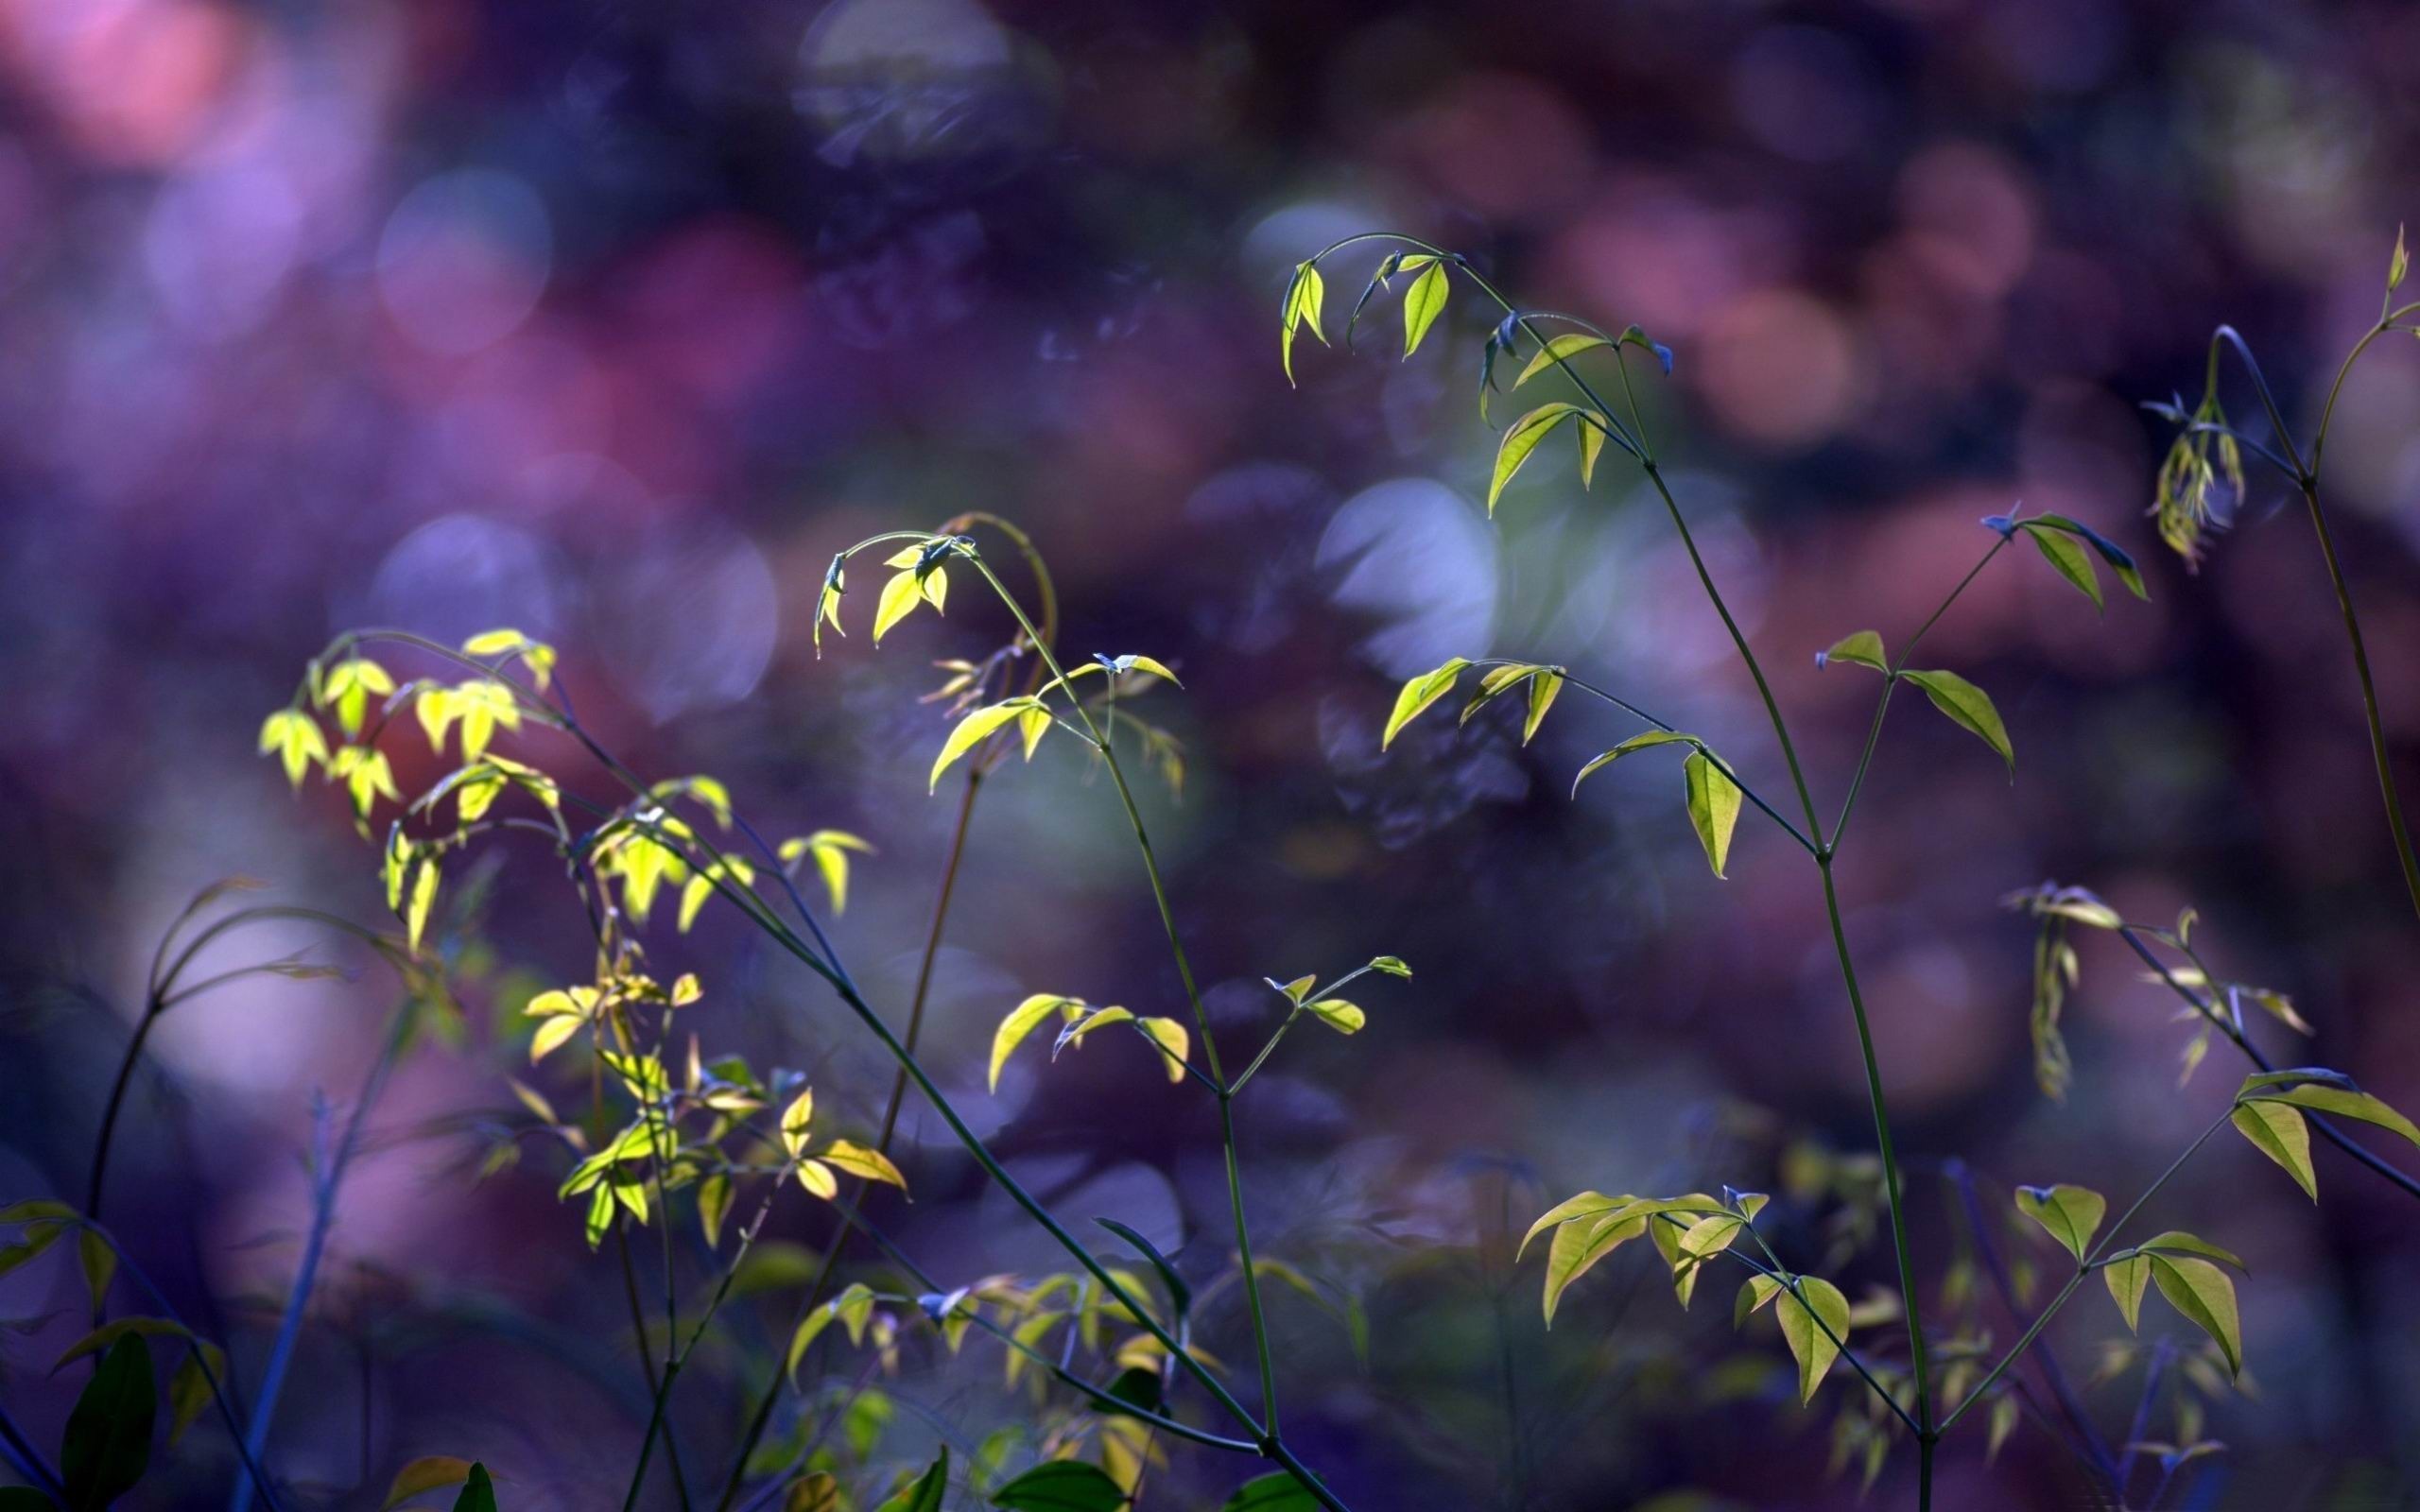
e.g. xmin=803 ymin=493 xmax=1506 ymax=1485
xmin=3 ymin=0 xmax=2419 ymax=1506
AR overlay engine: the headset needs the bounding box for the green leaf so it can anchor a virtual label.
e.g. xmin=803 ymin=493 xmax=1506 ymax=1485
xmin=385 ymin=1457 xmax=475 ymax=1509
xmin=2393 ymin=223 xmax=2409 ymax=294
xmin=1368 ymin=955 xmax=1411 ymax=978
xmin=2148 ymin=1254 xmax=2242 ymax=1376
xmin=1774 ymin=1276 xmax=1853 ymax=1404
xmin=1381 ymin=659 xmax=1470 ymax=749
xmin=1541 ymin=1210 xmax=1647 ymax=1326
xmin=1987 ymin=1394 xmax=2020 ymax=1463
xmin=2231 ymin=1100 xmax=2316 ymax=1200
xmin=1900 ymin=669 xmax=2014 ymax=774
xmin=1219 ymin=1471 xmax=1322 ymax=1512
xmin=2029 ymin=514 xmax=2151 ymax=600
xmin=2014 ymin=1183 xmax=2106 ymax=1262
xmin=452 ymin=1464 xmax=499 ymax=1512
xmin=2104 ymin=1253 xmax=2150 ymax=1332
xmin=1816 ymin=631 xmax=1887 ymax=673
xmin=2135 ymin=1231 xmax=2245 ymax=1270
xmin=875 ymin=1450 xmax=948 ymax=1512
xmin=0 ymin=1492 xmax=59 ymax=1510
xmin=1513 ymin=333 xmax=1612 ymax=388
xmin=1400 ymin=261 xmax=1449 ymax=358
xmin=61 ymin=1333 xmax=153 ymax=1512
xmin=2251 ymin=1084 xmax=2420 ymax=1149
xmin=1488 ymin=404 xmax=1590 ymax=514
xmin=1733 ymin=1273 xmax=1784 ymax=1329
xmin=1570 ymin=730 xmax=1699 ymax=796
xmin=2020 ymin=523 xmax=2102 ymax=610
xmin=993 ymin=1460 xmax=1128 ymax=1511
xmin=1303 ymin=999 xmax=1365 ymax=1034
xmin=1516 ymin=1191 xmax=1627 ymax=1261
xmin=1682 ymin=749 xmax=1743 ymax=878
xmin=164 ymin=1342 xmax=223 ymax=1447
xmin=933 ymin=699 xmax=1042 ymax=792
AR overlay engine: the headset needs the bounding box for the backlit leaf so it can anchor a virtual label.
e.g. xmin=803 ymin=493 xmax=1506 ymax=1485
xmin=1489 ymin=404 xmax=1590 ymax=514
xmin=1775 ymin=1276 xmax=1853 ymax=1404
xmin=1137 ymin=1017 xmax=1189 ymax=1083
xmin=992 ymin=994 xmax=1078 ymax=1091
xmin=1900 ymin=669 xmax=2014 ymax=774
xmin=1513 ymin=334 xmax=1612 ymax=388
xmin=2252 ymin=1083 xmax=2420 ymax=1149
xmin=821 ymin=1140 xmax=908 ymax=1191
xmin=1682 ymin=749 xmax=1742 ymax=878
xmin=933 ymin=700 xmax=1041 ymax=792
xmin=2104 ymin=1253 xmax=2150 ymax=1332
xmin=873 ymin=571 xmax=926 ymax=644
xmin=1303 ymin=999 xmax=1364 ymax=1034
xmin=1400 ymin=261 xmax=1448 ymax=358
xmin=1541 ymin=1211 xmax=1646 ymax=1326
xmin=1517 ymin=1192 xmax=1627 ymax=1261
xmin=1381 ymin=659 xmax=1470 ymax=749
xmin=1570 ymin=730 xmax=1698 ymax=796
xmin=1523 ymin=671 xmax=1563 ymax=745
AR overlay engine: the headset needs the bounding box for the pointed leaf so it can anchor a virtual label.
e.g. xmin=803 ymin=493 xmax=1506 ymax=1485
xmin=1817 ymin=630 xmax=1888 ymax=672
xmin=991 ymin=994 xmax=1075 ymax=1091
xmin=384 ymin=1457 xmax=475 ymax=1509
xmin=1682 ymin=749 xmax=1742 ymax=878
xmin=1382 ymin=659 xmax=1470 ymax=749
xmin=1489 ymin=404 xmax=1588 ymax=514
xmin=2149 ymin=1254 xmax=2241 ymax=1376
xmin=1775 ymin=1276 xmax=1853 ymax=1404
xmin=1901 ymin=669 xmax=2014 ymax=774
xmin=1400 ymin=261 xmax=1448 ymax=358
xmin=2231 ymin=1100 xmax=2316 ymax=1200
xmin=61 ymin=1333 xmax=153 ymax=1511
xmin=2021 ymin=522 xmax=2103 ymax=610
xmin=2104 ymin=1253 xmax=2150 ymax=1332
xmin=1513 ymin=334 xmax=1612 ymax=387
xmin=994 ymin=1460 xmax=1128 ymax=1511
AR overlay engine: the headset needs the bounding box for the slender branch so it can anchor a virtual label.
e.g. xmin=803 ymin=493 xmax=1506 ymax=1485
xmin=1939 ymin=1106 xmax=2234 ymax=1435
xmin=228 ymin=1006 xmax=409 ymax=1512
xmin=1535 ymin=668 xmax=1814 ymax=854
xmin=2116 ymin=924 xmax=2420 ymax=1201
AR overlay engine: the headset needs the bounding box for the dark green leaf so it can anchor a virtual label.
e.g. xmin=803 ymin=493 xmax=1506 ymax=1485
xmin=61 ymin=1334 xmax=153 ymax=1512
xmin=875 ymin=1450 xmax=948 ymax=1512
xmin=1095 ymin=1219 xmax=1190 ymax=1320
xmin=1219 ymin=1471 xmax=1322 ymax=1512
xmin=451 ymin=1463 xmax=499 ymax=1512
xmin=993 ymin=1460 xmax=1128 ymax=1511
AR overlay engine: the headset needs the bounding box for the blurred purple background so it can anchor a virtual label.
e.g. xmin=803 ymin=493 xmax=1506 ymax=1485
xmin=5 ymin=0 xmax=2420 ymax=1507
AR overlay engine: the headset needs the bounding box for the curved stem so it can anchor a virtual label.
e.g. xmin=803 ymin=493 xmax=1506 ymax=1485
xmin=86 ymin=1008 xmax=158 ymax=1224
xmin=1537 ymin=668 xmax=1813 ymax=854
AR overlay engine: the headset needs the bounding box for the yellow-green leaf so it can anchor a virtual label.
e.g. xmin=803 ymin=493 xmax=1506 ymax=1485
xmin=2104 ymin=1252 xmax=2150 ymax=1331
xmin=2149 ymin=1254 xmax=2241 ymax=1376
xmin=1542 ymin=1210 xmax=1646 ymax=1326
xmin=873 ymin=570 xmax=925 ymax=644
xmin=2022 ymin=523 xmax=2102 ymax=610
xmin=2014 ymin=1183 xmax=2106 ymax=1262
xmin=1489 ymin=404 xmax=1590 ymax=514
xmin=1682 ymin=749 xmax=1742 ymax=878
xmin=2255 ymin=1084 xmax=2420 ymax=1149
xmin=1138 ymin=1017 xmax=1189 ymax=1084
xmin=1381 ymin=658 xmax=1470 ymax=749
xmin=1901 ymin=668 xmax=2014 ymax=774
xmin=1523 ymin=671 xmax=1562 ymax=745
xmin=2231 ymin=1099 xmax=2316 ymax=1200
xmin=1570 ymin=730 xmax=1698 ymax=796
xmin=1513 ymin=334 xmax=1612 ymax=388
xmin=931 ymin=700 xmax=1037 ymax=792
xmin=1517 ymin=1191 xmax=1627 ymax=1261
xmin=779 ymin=1089 xmax=815 ymax=1158
xmin=1817 ymin=630 xmax=1887 ymax=673
xmin=991 ymin=994 xmax=1076 ymax=1091
xmin=1401 ymin=260 xmax=1448 ymax=358
xmin=1304 ymin=998 xmax=1364 ymax=1034
xmin=821 ymin=1140 xmax=907 ymax=1190
xmin=1775 ymin=1276 xmax=1853 ymax=1404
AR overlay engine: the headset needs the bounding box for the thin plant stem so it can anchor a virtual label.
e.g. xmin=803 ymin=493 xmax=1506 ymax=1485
xmin=1377 ymin=241 xmax=1937 ymax=1442
xmin=228 ymin=1005 xmax=409 ymax=1512
xmin=2116 ymin=923 xmax=2420 ymax=1201
xmin=1939 ymin=1106 xmax=2235 ymax=1435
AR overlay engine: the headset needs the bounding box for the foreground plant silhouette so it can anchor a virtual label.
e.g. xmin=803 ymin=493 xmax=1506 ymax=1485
xmin=1282 ymin=230 xmax=2420 ymax=1508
